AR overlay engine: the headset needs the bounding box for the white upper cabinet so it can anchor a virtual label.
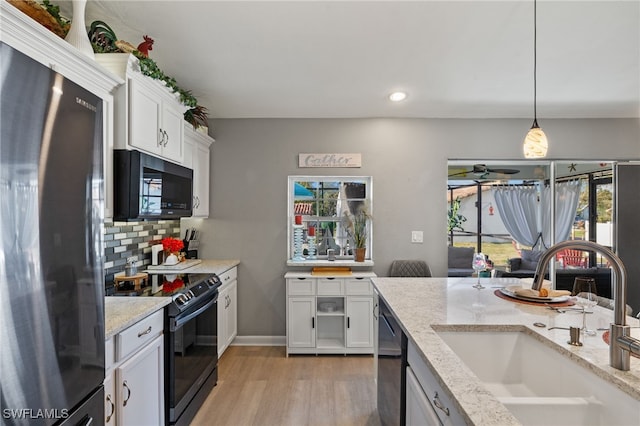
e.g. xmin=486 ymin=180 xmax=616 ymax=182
xmin=98 ymin=53 xmax=188 ymax=165
xmin=183 ymin=124 xmax=213 ymax=217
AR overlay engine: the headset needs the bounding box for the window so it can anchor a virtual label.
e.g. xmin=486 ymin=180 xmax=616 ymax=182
xmin=288 ymin=176 xmax=372 ymax=263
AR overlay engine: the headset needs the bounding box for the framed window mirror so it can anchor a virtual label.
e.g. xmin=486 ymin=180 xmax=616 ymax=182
xmin=287 ymin=176 xmax=373 ymax=265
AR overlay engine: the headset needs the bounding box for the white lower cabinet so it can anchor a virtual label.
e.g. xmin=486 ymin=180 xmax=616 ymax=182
xmin=406 ymin=366 xmax=442 ymax=425
xmin=285 ymin=272 xmax=376 ymax=355
xmin=104 ymin=367 xmax=116 ymax=425
xmin=104 ymin=309 xmax=165 ymax=425
xmin=407 ymin=341 xmax=465 ymax=426
xmin=217 ymin=267 xmax=238 ymax=357
xmin=116 ymin=335 xmax=164 ymax=425
xmin=288 ymin=297 xmax=316 ymax=348
xmin=346 ymin=297 xmax=374 ymax=348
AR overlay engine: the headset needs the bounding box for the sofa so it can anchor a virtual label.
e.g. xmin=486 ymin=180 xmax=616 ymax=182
xmin=447 ymin=246 xmax=475 ymax=277
xmin=506 ymin=249 xmax=546 ymax=277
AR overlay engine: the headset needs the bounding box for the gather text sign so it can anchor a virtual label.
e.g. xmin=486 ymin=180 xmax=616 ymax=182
xmin=298 ymin=153 xmax=362 ymax=168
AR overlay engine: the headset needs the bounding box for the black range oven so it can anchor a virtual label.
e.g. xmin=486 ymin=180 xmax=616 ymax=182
xmin=115 ymin=272 xmax=220 ymax=426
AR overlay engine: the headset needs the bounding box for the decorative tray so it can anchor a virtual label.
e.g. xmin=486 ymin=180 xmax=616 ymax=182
xmin=146 ymin=259 xmax=202 ymax=271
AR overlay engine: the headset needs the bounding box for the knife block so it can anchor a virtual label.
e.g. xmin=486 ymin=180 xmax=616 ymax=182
xmin=183 ymin=239 xmax=199 ymax=259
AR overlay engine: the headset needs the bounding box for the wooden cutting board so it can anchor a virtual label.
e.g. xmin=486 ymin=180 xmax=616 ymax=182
xmin=311 ymin=267 xmax=352 ymax=276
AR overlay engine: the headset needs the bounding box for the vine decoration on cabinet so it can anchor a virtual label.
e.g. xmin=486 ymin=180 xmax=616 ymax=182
xmin=87 ymin=19 xmax=209 ymax=129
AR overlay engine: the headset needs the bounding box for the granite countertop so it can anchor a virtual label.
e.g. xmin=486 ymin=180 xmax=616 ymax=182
xmin=105 ymin=297 xmax=171 ymax=338
xmin=145 ymin=259 xmax=240 ymax=275
xmin=372 ymin=277 xmax=640 ymax=426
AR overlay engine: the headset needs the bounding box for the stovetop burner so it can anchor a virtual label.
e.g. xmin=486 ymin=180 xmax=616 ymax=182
xmin=112 ymin=272 xmax=221 ymax=315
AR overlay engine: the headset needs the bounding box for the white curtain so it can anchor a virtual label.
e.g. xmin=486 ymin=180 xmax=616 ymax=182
xmin=493 ymin=185 xmax=541 ymax=247
xmin=541 ymin=181 xmax=582 ymax=245
xmin=493 ymin=181 xmax=581 ymax=249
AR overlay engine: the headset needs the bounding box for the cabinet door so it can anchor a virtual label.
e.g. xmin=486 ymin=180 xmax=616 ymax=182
xmin=346 ymin=297 xmax=374 ymax=348
xmin=104 ymin=371 xmax=116 ymax=426
xmin=217 ymin=284 xmax=229 ymax=357
xmin=182 ymin=138 xmax=194 ymax=169
xmin=193 ymin=141 xmax=210 ymax=217
xmin=225 ymin=279 xmax=238 ymax=348
xmin=160 ymin=103 xmax=184 ymax=162
xmin=116 ymin=334 xmax=164 ymax=426
xmin=287 ymin=297 xmax=316 ymax=348
xmin=128 ymin=79 xmax=162 ymax=155
xmin=406 ymin=366 xmax=441 ymax=426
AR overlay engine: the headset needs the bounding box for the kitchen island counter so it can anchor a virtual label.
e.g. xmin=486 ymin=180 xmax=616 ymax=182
xmin=372 ymin=277 xmax=640 ymax=425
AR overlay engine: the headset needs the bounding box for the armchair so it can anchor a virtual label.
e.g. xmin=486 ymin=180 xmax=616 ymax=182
xmin=447 ymin=246 xmax=475 ymax=277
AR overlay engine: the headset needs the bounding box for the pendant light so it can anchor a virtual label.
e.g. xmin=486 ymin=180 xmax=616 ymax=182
xmin=523 ymin=0 xmax=548 ymax=158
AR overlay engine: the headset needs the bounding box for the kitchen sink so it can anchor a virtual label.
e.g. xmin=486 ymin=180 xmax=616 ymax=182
xmin=436 ymin=329 xmax=640 ymax=425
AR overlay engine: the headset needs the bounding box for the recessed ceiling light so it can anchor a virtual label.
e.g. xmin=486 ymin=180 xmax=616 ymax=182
xmin=389 ymin=92 xmax=407 ymax=102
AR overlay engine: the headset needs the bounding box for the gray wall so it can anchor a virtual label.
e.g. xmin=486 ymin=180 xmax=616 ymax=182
xmin=196 ymin=117 xmax=640 ymax=337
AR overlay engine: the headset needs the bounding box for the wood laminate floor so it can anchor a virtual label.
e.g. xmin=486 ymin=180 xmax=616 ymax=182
xmin=190 ymin=346 xmax=382 ymax=426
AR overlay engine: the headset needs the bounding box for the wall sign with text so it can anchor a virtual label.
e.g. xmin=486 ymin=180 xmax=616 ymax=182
xmin=298 ymin=153 xmax=362 ymax=168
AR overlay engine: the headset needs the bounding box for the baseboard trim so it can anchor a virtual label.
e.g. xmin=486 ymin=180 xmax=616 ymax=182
xmin=231 ymin=335 xmax=286 ymax=347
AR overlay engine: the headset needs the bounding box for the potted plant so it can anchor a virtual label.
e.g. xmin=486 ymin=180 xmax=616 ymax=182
xmin=344 ymin=206 xmax=371 ymax=262
xmin=447 ymin=197 xmax=467 ymax=245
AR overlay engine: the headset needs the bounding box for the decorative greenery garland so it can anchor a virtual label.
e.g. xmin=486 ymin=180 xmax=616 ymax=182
xmin=87 ymin=19 xmax=208 ymax=128
xmin=133 ymin=51 xmax=198 ymax=108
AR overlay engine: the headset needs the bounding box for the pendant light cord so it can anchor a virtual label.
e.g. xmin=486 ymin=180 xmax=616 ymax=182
xmin=533 ymin=0 xmax=538 ymax=123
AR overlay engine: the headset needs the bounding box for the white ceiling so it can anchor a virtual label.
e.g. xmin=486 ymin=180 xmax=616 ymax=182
xmin=73 ymin=1 xmax=639 ymax=119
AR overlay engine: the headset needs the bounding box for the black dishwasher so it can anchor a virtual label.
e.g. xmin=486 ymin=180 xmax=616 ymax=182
xmin=377 ymin=297 xmax=408 ymax=426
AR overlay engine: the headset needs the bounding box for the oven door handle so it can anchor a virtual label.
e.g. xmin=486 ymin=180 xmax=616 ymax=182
xmin=172 ymin=294 xmax=218 ymax=331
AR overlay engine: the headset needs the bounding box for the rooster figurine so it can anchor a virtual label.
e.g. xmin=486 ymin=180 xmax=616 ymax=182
xmin=137 ymin=35 xmax=154 ymax=57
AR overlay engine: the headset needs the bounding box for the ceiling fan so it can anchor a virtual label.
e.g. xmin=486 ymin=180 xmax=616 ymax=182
xmin=448 ymin=164 xmax=520 ymax=179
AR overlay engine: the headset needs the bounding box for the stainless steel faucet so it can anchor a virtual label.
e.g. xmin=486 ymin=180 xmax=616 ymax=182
xmin=531 ymin=240 xmax=640 ymax=371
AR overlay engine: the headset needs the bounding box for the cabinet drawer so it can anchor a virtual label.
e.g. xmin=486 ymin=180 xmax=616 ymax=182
xmin=345 ymin=278 xmax=372 ymax=295
xmin=287 ymin=278 xmax=316 ymax=295
xmin=317 ymin=278 xmax=345 ymax=295
xmin=117 ymin=309 xmax=164 ymax=361
xmin=105 ymin=336 xmax=115 ymax=371
xmin=219 ymin=267 xmax=237 ymax=286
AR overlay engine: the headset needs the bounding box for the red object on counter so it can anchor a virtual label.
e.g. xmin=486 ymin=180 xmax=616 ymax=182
xmin=308 ymin=226 xmax=315 ymax=236
xmin=295 ymin=215 xmax=302 ymax=225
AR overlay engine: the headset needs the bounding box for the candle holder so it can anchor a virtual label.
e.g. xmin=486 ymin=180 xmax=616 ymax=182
xmin=307 ymin=236 xmax=316 ymax=259
xmin=292 ymin=224 xmax=305 ymax=261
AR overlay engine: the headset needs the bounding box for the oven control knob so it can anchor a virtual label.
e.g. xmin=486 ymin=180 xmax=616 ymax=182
xmin=175 ymin=293 xmax=189 ymax=305
xmin=187 ymin=290 xmax=195 ymax=299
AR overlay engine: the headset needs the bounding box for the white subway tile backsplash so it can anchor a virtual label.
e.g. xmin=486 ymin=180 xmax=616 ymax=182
xmin=103 ymin=219 xmax=181 ymax=292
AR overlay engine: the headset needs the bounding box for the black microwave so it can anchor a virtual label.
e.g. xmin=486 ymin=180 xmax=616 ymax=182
xmin=113 ymin=149 xmax=193 ymax=220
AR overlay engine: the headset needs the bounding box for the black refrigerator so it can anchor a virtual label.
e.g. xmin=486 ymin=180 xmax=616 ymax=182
xmin=0 ymin=42 xmax=105 ymax=425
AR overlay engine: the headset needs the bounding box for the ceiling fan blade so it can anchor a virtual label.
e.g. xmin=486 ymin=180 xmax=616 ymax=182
xmin=448 ymin=169 xmax=471 ymax=178
xmin=487 ymin=168 xmax=520 ymax=175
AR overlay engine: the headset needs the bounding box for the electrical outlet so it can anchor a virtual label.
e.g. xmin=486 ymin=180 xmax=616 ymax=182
xmin=411 ymin=231 xmax=423 ymax=243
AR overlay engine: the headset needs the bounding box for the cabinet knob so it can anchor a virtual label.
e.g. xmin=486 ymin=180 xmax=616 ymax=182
xmin=137 ymin=326 xmax=152 ymax=338
xmin=122 ymin=381 xmax=131 ymax=406
xmin=163 ymin=130 xmax=169 ymax=146
xmin=432 ymin=392 xmax=450 ymax=416
xmin=158 ymin=129 xmax=164 ymax=146
xmin=106 ymin=394 xmax=115 ymax=422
